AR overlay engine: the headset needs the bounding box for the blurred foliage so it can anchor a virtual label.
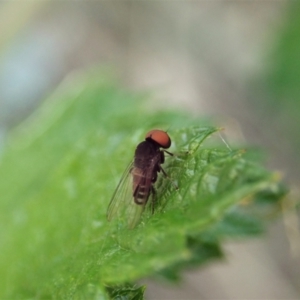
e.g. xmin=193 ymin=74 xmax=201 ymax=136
xmin=0 ymin=72 xmax=287 ymax=299
xmin=256 ymin=1 xmax=300 ymax=176
xmin=266 ymin=2 xmax=300 ymax=107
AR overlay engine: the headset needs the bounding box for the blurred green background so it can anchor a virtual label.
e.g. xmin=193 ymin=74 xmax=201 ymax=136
xmin=0 ymin=2 xmax=299 ymax=299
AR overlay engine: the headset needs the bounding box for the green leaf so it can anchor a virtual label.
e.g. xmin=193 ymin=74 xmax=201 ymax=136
xmin=106 ymin=284 xmax=145 ymax=300
xmin=0 ymin=72 xmax=287 ymax=299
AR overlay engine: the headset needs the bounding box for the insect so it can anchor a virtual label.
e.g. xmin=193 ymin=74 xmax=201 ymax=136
xmin=107 ymin=129 xmax=173 ymax=229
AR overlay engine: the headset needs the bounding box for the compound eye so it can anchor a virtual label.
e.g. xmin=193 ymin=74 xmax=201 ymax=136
xmin=145 ymin=129 xmax=171 ymax=148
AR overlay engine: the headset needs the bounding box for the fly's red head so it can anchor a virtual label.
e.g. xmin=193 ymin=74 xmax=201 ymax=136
xmin=145 ymin=129 xmax=171 ymax=149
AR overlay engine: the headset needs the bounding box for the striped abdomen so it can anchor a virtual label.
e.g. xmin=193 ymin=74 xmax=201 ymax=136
xmin=131 ymin=167 xmax=152 ymax=205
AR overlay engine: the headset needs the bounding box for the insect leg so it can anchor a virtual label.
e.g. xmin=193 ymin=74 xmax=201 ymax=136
xmin=150 ymin=186 xmax=157 ymax=213
xmin=163 ymin=150 xmax=174 ymax=156
xmin=160 ymin=166 xmax=178 ymax=190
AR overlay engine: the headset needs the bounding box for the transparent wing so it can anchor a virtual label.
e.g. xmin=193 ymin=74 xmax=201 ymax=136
xmin=107 ymin=161 xmax=146 ymax=229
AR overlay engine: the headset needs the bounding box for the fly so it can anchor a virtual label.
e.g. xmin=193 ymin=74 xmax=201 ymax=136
xmin=107 ymin=129 xmax=173 ymax=229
